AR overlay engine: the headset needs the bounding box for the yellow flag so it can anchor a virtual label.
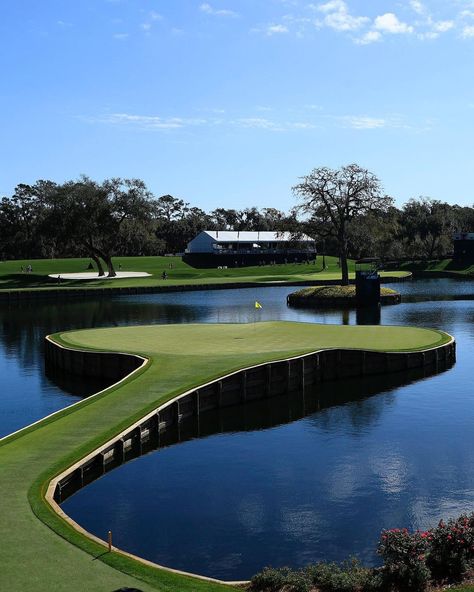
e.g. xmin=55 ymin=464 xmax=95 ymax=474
xmin=255 ymin=301 xmax=262 ymax=309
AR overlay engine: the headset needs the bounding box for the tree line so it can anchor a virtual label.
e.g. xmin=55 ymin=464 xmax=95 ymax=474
xmin=0 ymin=169 xmax=473 ymax=277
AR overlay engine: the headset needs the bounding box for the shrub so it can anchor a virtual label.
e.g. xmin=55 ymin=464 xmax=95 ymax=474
xmin=306 ymin=558 xmax=374 ymax=592
xmin=250 ymin=566 xmax=310 ymax=592
xmin=427 ymin=514 xmax=474 ymax=581
xmin=378 ymin=528 xmax=430 ymax=591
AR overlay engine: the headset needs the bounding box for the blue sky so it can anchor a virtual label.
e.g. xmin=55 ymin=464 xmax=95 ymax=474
xmin=1 ymin=0 xmax=474 ymax=211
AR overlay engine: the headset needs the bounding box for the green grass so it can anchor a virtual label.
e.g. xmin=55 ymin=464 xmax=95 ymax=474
xmin=0 ymin=255 xmax=410 ymax=292
xmin=289 ymin=285 xmax=399 ymax=300
xmin=399 ymin=258 xmax=474 ymax=277
xmin=0 ymin=321 xmax=451 ymax=591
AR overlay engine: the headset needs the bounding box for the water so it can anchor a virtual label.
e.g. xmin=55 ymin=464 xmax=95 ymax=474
xmin=2 ymin=278 xmax=474 ymax=579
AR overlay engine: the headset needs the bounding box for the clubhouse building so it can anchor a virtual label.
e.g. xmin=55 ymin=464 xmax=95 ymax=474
xmin=453 ymin=232 xmax=474 ymax=260
xmin=183 ymin=230 xmax=317 ymax=268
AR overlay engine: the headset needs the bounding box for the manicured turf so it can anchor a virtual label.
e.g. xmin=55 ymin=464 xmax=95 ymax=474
xmin=0 ymin=322 xmax=451 ymax=591
xmin=0 ymin=255 xmax=410 ymax=292
xmin=399 ymin=258 xmax=474 ymax=277
xmin=288 ymin=285 xmax=399 ymax=300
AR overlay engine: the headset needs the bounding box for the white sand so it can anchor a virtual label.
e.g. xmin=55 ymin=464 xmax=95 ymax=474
xmin=48 ymin=271 xmax=152 ymax=280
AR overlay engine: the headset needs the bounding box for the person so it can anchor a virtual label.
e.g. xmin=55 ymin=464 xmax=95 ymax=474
xmin=118 ymin=263 xmax=122 ymax=271
xmin=162 ymin=270 xmax=167 ymax=280
xmin=20 ymin=265 xmax=24 ymax=273
xmin=57 ymin=275 xmax=61 ymax=285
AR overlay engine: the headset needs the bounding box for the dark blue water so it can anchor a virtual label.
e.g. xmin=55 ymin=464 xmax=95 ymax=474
xmin=2 ymin=279 xmax=474 ymax=580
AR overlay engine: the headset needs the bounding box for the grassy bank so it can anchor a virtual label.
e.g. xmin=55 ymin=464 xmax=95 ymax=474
xmin=0 ymin=255 xmax=409 ymax=293
xmin=398 ymin=258 xmax=474 ymax=277
xmin=0 ymin=321 xmax=451 ymax=592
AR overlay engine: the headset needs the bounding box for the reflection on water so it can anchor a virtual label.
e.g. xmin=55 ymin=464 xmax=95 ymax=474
xmin=61 ymin=337 xmax=469 ymax=580
xmin=2 ymin=279 xmax=474 ymax=580
xmin=0 ymin=286 xmax=383 ymax=437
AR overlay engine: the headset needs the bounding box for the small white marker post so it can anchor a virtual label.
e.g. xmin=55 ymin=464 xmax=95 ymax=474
xmin=108 ymin=530 xmax=113 ymax=552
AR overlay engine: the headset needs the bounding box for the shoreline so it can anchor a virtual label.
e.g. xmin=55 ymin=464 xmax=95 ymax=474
xmin=0 ymin=273 xmax=411 ymax=302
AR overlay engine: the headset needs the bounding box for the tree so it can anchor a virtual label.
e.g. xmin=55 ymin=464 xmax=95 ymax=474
xmin=211 ymin=208 xmax=239 ymax=230
xmin=400 ymin=197 xmax=457 ymax=259
xmin=56 ymin=177 xmax=155 ymax=277
xmin=347 ymin=207 xmax=403 ymax=261
xmin=155 ymin=194 xmax=188 ymax=223
xmin=155 ymin=195 xmax=213 ymax=253
xmin=293 ymin=164 xmax=393 ymax=285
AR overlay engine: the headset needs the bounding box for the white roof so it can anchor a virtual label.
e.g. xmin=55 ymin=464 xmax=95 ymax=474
xmin=202 ymin=231 xmax=315 ymax=243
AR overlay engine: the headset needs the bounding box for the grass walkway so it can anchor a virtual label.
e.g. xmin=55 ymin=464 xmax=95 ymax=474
xmin=0 ymin=322 xmax=452 ymax=592
xmin=0 ymin=255 xmax=409 ymax=293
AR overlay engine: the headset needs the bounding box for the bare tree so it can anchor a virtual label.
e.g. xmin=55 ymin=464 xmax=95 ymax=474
xmin=293 ymin=164 xmax=393 ymax=285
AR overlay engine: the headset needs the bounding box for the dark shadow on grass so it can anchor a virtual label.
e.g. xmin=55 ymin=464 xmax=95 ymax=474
xmin=0 ymin=273 xmax=53 ymax=289
xmin=0 ymin=273 xmax=154 ymax=290
xmin=445 ymin=258 xmax=474 ymax=271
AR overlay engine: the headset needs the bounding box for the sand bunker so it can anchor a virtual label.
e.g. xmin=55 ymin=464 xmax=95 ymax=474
xmin=48 ymin=271 xmax=152 ymax=280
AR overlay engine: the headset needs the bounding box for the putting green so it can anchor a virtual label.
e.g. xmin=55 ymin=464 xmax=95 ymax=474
xmin=61 ymin=321 xmax=448 ymax=357
xmin=0 ymin=322 xmax=452 ymax=592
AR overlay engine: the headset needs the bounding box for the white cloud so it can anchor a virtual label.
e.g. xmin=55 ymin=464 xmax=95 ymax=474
xmin=325 ymin=10 xmax=368 ymax=31
xmin=200 ymin=3 xmax=238 ymax=17
xmin=462 ymin=24 xmax=474 ymax=37
xmin=236 ymin=117 xmax=282 ymax=130
xmin=249 ymin=1 xmax=463 ymax=44
xmin=113 ymin=33 xmax=129 ymax=40
xmin=433 ymin=20 xmax=454 ymax=33
xmin=374 ymin=13 xmax=414 ymax=34
xmin=251 ymin=22 xmax=290 ymax=36
xmin=317 ymin=0 xmax=346 ymax=12
xmin=266 ymin=24 xmax=289 ymax=35
xmin=317 ymin=0 xmax=369 ymax=31
xmin=409 ymin=0 xmax=427 ymax=16
xmin=355 ymin=30 xmax=382 ymax=45
xmin=96 ymin=113 xmax=207 ymax=129
xmin=149 ymin=11 xmax=163 ymax=21
xmin=86 ymin=108 xmax=429 ymax=135
xmin=235 ymin=117 xmax=315 ymax=130
xmin=88 ymin=112 xmax=318 ymax=133
xmin=340 ymin=116 xmax=387 ymax=129
xmin=337 ymin=114 xmax=415 ymax=129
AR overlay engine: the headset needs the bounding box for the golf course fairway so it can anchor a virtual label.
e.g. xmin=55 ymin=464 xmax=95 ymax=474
xmin=0 ymin=322 xmax=454 ymax=592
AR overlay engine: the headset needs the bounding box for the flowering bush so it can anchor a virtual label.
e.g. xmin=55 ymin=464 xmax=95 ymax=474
xmin=426 ymin=514 xmax=474 ymax=581
xmin=378 ymin=528 xmax=430 ymax=591
xmin=250 ymin=513 xmax=474 ymax=592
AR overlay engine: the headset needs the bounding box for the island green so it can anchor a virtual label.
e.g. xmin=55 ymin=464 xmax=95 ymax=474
xmin=0 ymin=321 xmax=452 ymax=591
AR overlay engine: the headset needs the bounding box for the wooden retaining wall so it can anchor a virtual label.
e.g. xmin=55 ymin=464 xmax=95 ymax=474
xmin=44 ymin=339 xmax=142 ymax=381
xmin=45 ymin=335 xmax=455 ymax=505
